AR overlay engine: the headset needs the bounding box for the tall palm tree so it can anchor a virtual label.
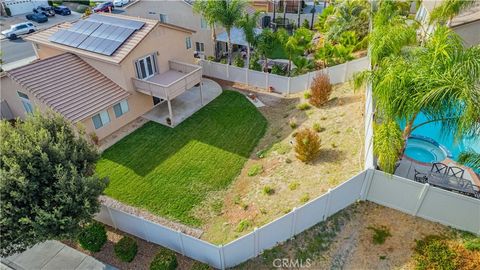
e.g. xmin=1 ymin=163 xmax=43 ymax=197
xmin=356 ymin=25 xmax=480 ymax=173
xmin=256 ymin=28 xmax=277 ymax=71
xmin=458 ymin=151 xmax=480 ymax=171
xmin=193 ymin=0 xmax=219 ymax=59
xmin=211 ymin=0 xmax=246 ymax=65
xmin=284 ymin=36 xmax=302 ymax=76
xmin=237 ymin=12 xmax=260 ymax=68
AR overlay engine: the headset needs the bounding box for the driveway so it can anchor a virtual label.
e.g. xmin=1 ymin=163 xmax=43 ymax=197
xmin=0 ymin=11 xmax=82 ymax=36
xmin=1 ymin=241 xmax=117 ymax=270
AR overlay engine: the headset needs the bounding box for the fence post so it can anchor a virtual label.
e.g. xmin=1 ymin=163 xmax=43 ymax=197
xmin=106 ymin=206 xmax=117 ymax=230
xmin=413 ymin=183 xmax=430 ymax=216
xmin=226 ymin=64 xmax=230 ymax=79
xmin=219 ymin=244 xmax=226 ymax=270
xmin=323 ymin=189 xmax=332 ymax=221
xmin=287 ymin=76 xmax=291 ymax=95
xmin=290 ymin=207 xmax=297 ymax=237
xmin=360 ymin=169 xmax=374 ymax=200
xmin=265 ymin=72 xmax=269 ymax=90
xmin=305 ymin=71 xmax=311 ymax=89
xmin=253 ymin=227 xmax=259 ymax=257
xmin=245 ymin=67 xmax=249 ymax=85
xmin=141 ymin=218 xmax=150 ymax=242
xmin=177 ymin=230 xmax=186 ymax=255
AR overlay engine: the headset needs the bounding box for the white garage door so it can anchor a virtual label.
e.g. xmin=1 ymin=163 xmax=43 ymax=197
xmin=4 ymin=0 xmax=49 ymax=16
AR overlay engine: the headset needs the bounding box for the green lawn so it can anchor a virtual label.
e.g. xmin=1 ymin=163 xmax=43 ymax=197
xmin=266 ymin=45 xmax=288 ymax=60
xmin=96 ymin=91 xmax=267 ymax=226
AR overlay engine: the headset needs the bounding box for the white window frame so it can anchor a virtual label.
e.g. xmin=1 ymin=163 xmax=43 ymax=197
xmin=195 ymin=42 xmax=205 ymax=52
xmin=135 ymin=53 xmax=158 ymax=80
xmin=17 ymin=91 xmax=33 ymax=114
xmin=113 ymin=99 xmax=129 ymax=118
xmin=92 ymin=110 xmax=111 ymax=130
xmin=186 ymin=37 xmax=192 ymax=49
xmin=200 ymin=18 xmax=208 ymax=29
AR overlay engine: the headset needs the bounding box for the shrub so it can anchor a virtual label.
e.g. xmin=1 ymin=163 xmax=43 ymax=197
xmin=309 ymin=73 xmax=333 ymax=107
xmin=367 ymin=226 xmax=392 ymax=245
xmin=78 ymin=222 xmax=107 ymax=252
xmin=304 ymin=91 xmax=312 ymax=99
xmin=414 ymin=235 xmax=457 ymax=270
xmin=114 ymin=236 xmax=138 ymax=262
xmin=288 ymin=118 xmax=297 ymax=129
xmin=294 ymin=129 xmax=321 ymax=163
xmin=271 ymin=142 xmax=291 ymax=155
xmin=464 ymin=237 xmax=480 ymax=251
xmin=236 ymin=219 xmax=252 ymax=232
xmin=262 ymin=186 xmax=274 ymax=195
xmin=206 ymin=56 xmax=215 ymax=61
xmin=233 ymin=56 xmax=245 ymax=67
xmin=271 ymin=64 xmax=286 ymax=76
xmin=191 ymin=261 xmax=212 ymax=270
xmin=220 ymin=58 xmax=227 ymax=64
xmin=296 ymin=103 xmax=311 ymax=110
xmin=150 ymin=248 xmax=178 ymax=270
xmin=302 ymin=19 xmax=310 ymax=29
xmin=249 ymin=55 xmax=262 ymax=71
xmin=300 ymin=193 xmax=310 ymax=203
xmin=248 ymin=164 xmax=263 ymax=176
xmin=289 ymin=182 xmax=299 ymax=190
xmin=312 ymin=122 xmax=323 ymax=132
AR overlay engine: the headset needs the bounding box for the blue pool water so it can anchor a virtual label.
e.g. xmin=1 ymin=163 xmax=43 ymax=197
xmin=401 ymin=113 xmax=480 ymax=164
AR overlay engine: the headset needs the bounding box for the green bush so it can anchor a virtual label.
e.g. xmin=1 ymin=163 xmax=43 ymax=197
xmin=312 ymin=122 xmax=324 ymax=132
xmin=114 ymin=236 xmax=138 ymax=262
xmin=300 ymin=193 xmax=310 ymax=203
xmin=302 ymin=19 xmax=310 ymax=29
xmin=150 ymin=248 xmax=178 ymax=270
xmin=78 ymin=222 xmax=107 ymax=252
xmin=235 ymin=219 xmax=252 ymax=232
xmin=249 ymin=54 xmax=262 ymax=71
xmin=288 ymin=182 xmax=299 ymax=190
xmin=247 ymin=164 xmax=263 ymax=176
xmin=271 ymin=64 xmax=286 ymax=76
xmin=367 ymin=226 xmax=391 ymax=245
xmin=304 ymin=91 xmax=312 ymax=99
xmin=219 ymin=58 xmax=227 ymax=64
xmin=289 ymin=118 xmax=297 ymax=129
xmin=233 ymin=56 xmax=245 ymax=68
xmin=414 ymin=235 xmax=457 ymax=270
xmin=206 ymin=56 xmax=215 ymax=61
xmin=296 ymin=103 xmax=311 ymax=110
xmin=262 ymin=186 xmax=274 ymax=195
xmin=190 ymin=261 xmax=212 ymax=270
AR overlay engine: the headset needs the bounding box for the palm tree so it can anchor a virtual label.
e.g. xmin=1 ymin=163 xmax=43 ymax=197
xmin=256 ymin=28 xmax=277 ymax=71
xmin=291 ymin=56 xmax=314 ymax=75
xmin=284 ymin=36 xmax=302 ymax=76
xmin=193 ymin=0 xmax=219 ymax=59
xmin=356 ymin=26 xmax=480 ymax=173
xmin=429 ymin=0 xmax=477 ymax=26
xmin=237 ymin=12 xmax=260 ymax=68
xmin=458 ymin=151 xmax=480 ymax=171
xmin=211 ymin=0 xmax=246 ymax=65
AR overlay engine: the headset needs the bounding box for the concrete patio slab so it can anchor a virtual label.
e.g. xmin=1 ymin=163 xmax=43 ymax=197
xmin=143 ymin=78 xmax=222 ymax=127
xmin=1 ymin=241 xmax=116 ymax=270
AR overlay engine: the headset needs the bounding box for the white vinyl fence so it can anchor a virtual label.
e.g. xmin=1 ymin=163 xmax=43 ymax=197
xmin=95 ymin=169 xmax=479 ymax=269
xmin=200 ymin=57 xmax=370 ymax=94
xmin=364 ymin=82 xmax=375 ymax=169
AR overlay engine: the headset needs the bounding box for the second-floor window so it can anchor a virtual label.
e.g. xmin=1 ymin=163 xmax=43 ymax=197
xmin=186 ymin=37 xmax=192 ymax=49
xmin=135 ymin=54 xmax=157 ymax=80
xmin=200 ymin=18 xmax=208 ymax=29
xmin=92 ymin=110 xmax=110 ymax=130
xmin=17 ymin=91 xmax=34 ymax=114
xmin=195 ymin=42 xmax=204 ymax=52
xmin=113 ymin=100 xmax=129 ymax=118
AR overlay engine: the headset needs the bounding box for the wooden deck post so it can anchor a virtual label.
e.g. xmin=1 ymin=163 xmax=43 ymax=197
xmin=167 ymin=99 xmax=174 ymax=126
xmin=200 ymin=81 xmax=204 ymax=106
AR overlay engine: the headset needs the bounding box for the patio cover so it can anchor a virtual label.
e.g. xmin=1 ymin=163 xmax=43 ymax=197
xmin=216 ymin=27 xmax=262 ymax=46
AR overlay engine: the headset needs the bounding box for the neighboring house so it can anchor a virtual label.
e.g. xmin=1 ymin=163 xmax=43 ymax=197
xmin=124 ymin=0 xmax=222 ymax=59
xmin=0 ymin=13 xmax=203 ymax=142
xmin=416 ymin=0 xmax=480 ymax=47
xmin=1 ymin=0 xmax=48 ymax=16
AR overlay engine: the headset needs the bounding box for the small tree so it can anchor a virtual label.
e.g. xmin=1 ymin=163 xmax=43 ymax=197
xmin=309 ymin=73 xmax=333 ymax=106
xmin=294 ymin=128 xmax=321 ymax=163
xmin=0 ymin=111 xmax=107 ymax=256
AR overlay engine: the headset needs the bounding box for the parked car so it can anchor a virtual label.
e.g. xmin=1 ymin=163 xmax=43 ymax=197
xmin=113 ymin=0 xmax=129 ymax=7
xmin=33 ymin=5 xmax=55 ymax=17
xmin=1 ymin=22 xmax=36 ymax=40
xmin=93 ymin=2 xmax=114 ymax=12
xmin=53 ymin=5 xmax=72 ymax=16
xmin=26 ymin=13 xmax=48 ymax=23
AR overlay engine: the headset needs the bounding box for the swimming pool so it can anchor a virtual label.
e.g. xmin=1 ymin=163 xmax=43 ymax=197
xmin=401 ymin=112 xmax=480 ymax=164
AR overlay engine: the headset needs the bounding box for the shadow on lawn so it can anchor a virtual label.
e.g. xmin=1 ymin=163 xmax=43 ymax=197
xmin=99 ymin=91 xmax=269 ymax=177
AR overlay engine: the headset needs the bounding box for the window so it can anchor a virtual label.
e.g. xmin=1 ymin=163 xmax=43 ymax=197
xmin=195 ymin=42 xmax=205 ymax=52
xmin=159 ymin=14 xmax=167 ymax=23
xmin=200 ymin=18 xmax=208 ymax=29
xmin=186 ymin=37 xmax=192 ymax=49
xmin=135 ymin=54 xmax=157 ymax=79
xmin=92 ymin=110 xmax=110 ymax=129
xmin=17 ymin=91 xmax=33 ymax=114
xmin=113 ymin=100 xmax=129 ymax=118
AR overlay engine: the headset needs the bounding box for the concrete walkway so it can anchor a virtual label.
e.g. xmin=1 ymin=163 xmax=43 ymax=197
xmin=1 ymin=241 xmax=117 ymax=270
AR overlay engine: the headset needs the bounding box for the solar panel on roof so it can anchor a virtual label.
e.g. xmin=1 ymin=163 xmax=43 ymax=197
xmin=48 ymin=14 xmax=144 ymax=56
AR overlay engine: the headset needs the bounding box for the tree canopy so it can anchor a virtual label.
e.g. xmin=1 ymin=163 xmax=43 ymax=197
xmin=0 ymin=111 xmax=107 ymax=256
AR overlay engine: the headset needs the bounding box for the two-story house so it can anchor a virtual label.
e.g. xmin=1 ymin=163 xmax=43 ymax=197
xmin=124 ymin=0 xmax=222 ymax=59
xmin=416 ymin=0 xmax=480 ymax=47
xmin=0 ymin=13 xmax=217 ymax=144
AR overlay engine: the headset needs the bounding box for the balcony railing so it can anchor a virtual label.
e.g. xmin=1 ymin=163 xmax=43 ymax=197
xmin=132 ymin=60 xmax=202 ymax=100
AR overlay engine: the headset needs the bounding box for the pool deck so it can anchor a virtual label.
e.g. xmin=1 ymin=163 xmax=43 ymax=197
xmin=395 ymin=156 xmax=480 ymax=186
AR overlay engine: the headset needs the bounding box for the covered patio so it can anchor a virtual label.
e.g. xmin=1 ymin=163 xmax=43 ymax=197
xmin=142 ymin=79 xmax=222 ymax=127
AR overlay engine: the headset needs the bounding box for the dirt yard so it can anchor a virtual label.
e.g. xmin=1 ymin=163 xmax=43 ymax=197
xmin=238 ymin=201 xmax=479 ymax=270
xmin=196 ymin=80 xmax=365 ymax=244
